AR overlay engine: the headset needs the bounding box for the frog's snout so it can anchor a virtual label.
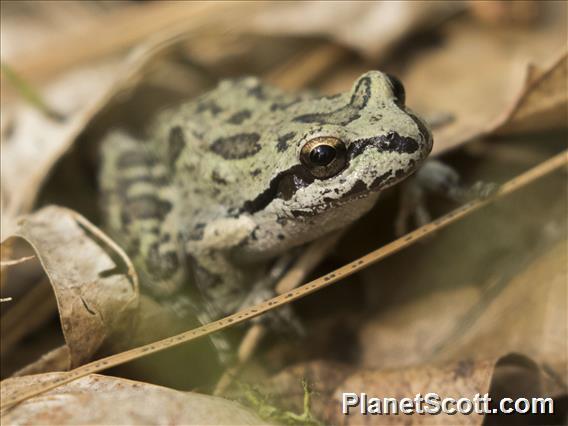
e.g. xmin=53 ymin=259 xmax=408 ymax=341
xmin=411 ymin=113 xmax=433 ymax=156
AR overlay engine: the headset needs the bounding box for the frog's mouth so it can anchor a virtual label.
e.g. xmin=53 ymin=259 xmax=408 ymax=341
xmin=289 ymin=171 xmax=396 ymax=218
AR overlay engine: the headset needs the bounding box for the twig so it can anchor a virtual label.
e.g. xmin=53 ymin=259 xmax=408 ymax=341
xmin=1 ymin=150 xmax=566 ymax=411
xmin=0 ymin=256 xmax=35 ymax=268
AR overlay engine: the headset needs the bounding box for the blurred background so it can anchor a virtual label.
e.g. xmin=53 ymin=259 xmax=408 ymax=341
xmin=1 ymin=2 xmax=566 ymax=425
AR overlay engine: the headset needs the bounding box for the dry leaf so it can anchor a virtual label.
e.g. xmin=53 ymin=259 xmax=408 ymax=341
xmin=0 ymin=61 xmax=121 ymax=235
xmin=468 ymin=0 xmax=540 ymax=26
xmin=1 ymin=206 xmax=138 ymax=368
xmin=400 ymin=1 xmax=567 ymax=154
xmin=1 ymin=28 xmax=252 ymax=237
xmin=357 ymin=241 xmax=566 ymax=378
xmin=259 ymin=354 xmax=559 ymax=425
xmin=13 ymin=346 xmax=71 ymax=378
xmin=0 ymin=373 xmax=267 ymax=425
xmin=254 ymin=360 xmax=354 ymax=417
xmin=1 ymin=3 xmax=565 ymax=423
xmin=327 ymin=358 xmax=496 ymax=425
xmin=252 ymin=1 xmax=464 ymax=60
xmin=492 ymin=52 xmax=568 ymax=134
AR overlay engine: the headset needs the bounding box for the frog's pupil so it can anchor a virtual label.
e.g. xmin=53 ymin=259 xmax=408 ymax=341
xmin=310 ymin=145 xmax=336 ymax=166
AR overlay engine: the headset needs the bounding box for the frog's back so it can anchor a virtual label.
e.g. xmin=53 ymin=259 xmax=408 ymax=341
xmin=144 ymin=77 xmax=317 ymax=223
xmin=98 ymin=71 xmax=432 ymax=302
xmin=98 ymin=77 xmax=307 ymax=294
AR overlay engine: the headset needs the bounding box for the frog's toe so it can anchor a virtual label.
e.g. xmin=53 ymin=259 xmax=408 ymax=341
xmin=255 ymin=305 xmax=306 ymax=338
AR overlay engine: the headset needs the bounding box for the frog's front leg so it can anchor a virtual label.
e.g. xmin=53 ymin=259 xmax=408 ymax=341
xmin=395 ymin=159 xmax=497 ymax=235
xmin=186 ymin=217 xmax=304 ymax=351
xmin=185 ymin=215 xmax=259 ymax=317
xmin=234 ymin=252 xmax=305 ymax=335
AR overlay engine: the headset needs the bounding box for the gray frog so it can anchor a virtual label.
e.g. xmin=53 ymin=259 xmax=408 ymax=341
xmin=98 ymin=71 xmax=432 ymax=358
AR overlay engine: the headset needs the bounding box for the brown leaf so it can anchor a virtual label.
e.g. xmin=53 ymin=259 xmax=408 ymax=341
xmin=256 ymin=360 xmax=355 ymax=416
xmin=0 ymin=62 xmax=121 ymax=231
xmin=0 ymin=373 xmax=267 ymax=425
xmin=13 ymin=346 xmax=71 ymax=377
xmin=358 ymin=241 xmax=566 ymax=377
xmin=0 ymin=30 xmax=211 ymax=235
xmin=327 ymin=358 xmax=495 ymax=425
xmin=251 ymin=2 xmax=464 ymax=60
xmin=1 ymin=206 xmax=138 ymax=368
xmin=401 ymin=1 xmax=567 ymax=154
xmin=492 ymin=52 xmax=568 ymax=134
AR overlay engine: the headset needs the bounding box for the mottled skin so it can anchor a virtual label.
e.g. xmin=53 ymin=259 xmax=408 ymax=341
xmin=99 ymin=71 xmax=432 ymax=332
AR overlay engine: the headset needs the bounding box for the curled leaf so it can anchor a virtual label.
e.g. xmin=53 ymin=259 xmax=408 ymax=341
xmin=1 ymin=206 xmax=138 ymax=368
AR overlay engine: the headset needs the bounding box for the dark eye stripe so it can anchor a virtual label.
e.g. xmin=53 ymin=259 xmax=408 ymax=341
xmin=241 ymin=165 xmax=314 ymax=214
xmin=348 ymin=132 xmax=420 ymax=159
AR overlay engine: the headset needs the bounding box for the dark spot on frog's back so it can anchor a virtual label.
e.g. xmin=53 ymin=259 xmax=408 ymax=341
xmin=322 ymin=93 xmax=341 ymax=100
xmin=277 ymin=132 xmax=296 ymax=152
xmin=250 ymin=168 xmax=261 ymax=177
xmin=168 ymin=126 xmax=185 ymax=168
xmin=227 ymin=110 xmax=251 ymax=125
xmin=146 ymin=244 xmax=179 ymax=279
xmin=211 ymin=170 xmax=228 ymax=185
xmin=196 ymin=100 xmax=222 ymax=115
xmin=188 ymin=223 xmax=206 ymax=241
xmin=126 ymin=195 xmax=172 ymax=220
xmin=293 ymin=110 xmax=360 ymax=126
xmin=292 ymin=78 xmax=370 ymax=126
xmin=349 ymin=76 xmax=371 ymax=109
xmin=247 ymin=84 xmax=266 ymax=99
xmin=211 ymin=133 xmax=261 ymax=160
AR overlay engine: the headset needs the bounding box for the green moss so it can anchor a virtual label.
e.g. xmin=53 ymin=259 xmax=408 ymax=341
xmin=243 ymin=379 xmax=323 ymax=426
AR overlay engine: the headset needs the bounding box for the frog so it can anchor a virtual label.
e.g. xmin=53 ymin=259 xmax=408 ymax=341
xmin=98 ymin=70 xmax=433 ymax=358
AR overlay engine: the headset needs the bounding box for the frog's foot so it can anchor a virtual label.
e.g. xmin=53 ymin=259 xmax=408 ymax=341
xmin=395 ymin=159 xmax=497 ymax=235
xmin=154 ymin=293 xmax=238 ymax=366
xmin=238 ymin=287 xmax=306 ymax=337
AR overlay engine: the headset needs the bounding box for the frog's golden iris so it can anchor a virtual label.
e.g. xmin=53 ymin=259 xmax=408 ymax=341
xmin=300 ymin=136 xmax=348 ymax=179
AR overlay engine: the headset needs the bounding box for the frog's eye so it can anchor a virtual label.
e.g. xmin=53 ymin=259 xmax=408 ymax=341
xmin=300 ymin=137 xmax=347 ymax=179
xmin=386 ymin=73 xmax=406 ymax=106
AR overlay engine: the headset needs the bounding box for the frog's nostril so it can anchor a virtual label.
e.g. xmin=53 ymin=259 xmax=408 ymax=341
xmin=408 ymin=113 xmax=433 ymax=153
xmin=384 ymin=132 xmax=419 ymax=154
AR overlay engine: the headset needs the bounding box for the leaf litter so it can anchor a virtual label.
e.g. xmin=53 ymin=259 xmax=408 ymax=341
xmin=1 ymin=1 xmax=567 ymax=424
